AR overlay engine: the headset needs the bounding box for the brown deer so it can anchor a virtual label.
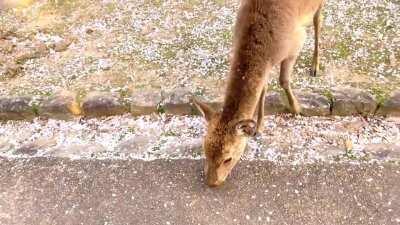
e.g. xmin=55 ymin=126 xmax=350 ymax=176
xmin=193 ymin=0 xmax=325 ymax=187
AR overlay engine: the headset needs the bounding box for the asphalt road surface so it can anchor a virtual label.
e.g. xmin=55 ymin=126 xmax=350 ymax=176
xmin=0 ymin=157 xmax=399 ymax=225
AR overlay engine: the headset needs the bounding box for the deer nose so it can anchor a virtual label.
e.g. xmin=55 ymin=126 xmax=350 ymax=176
xmin=207 ymin=178 xmax=224 ymax=187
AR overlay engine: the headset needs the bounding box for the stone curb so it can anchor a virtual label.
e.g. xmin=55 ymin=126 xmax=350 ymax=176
xmin=377 ymin=91 xmax=400 ymax=117
xmin=0 ymin=89 xmax=399 ymax=121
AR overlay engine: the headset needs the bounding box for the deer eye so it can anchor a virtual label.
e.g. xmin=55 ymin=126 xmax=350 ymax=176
xmin=223 ymin=157 xmax=232 ymax=165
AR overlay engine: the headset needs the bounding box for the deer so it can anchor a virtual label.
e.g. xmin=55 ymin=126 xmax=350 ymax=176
xmin=192 ymin=0 xmax=325 ymax=187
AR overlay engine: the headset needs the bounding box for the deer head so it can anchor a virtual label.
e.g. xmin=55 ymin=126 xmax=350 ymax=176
xmin=193 ymin=98 xmax=256 ymax=187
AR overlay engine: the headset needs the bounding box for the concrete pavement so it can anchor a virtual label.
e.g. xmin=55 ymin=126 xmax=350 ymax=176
xmin=0 ymin=157 xmax=399 ymax=225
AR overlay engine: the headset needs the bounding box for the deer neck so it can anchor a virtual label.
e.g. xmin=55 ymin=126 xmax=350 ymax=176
xmin=220 ymin=58 xmax=270 ymax=124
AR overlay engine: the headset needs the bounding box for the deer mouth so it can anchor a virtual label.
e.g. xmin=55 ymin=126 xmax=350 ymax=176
xmin=206 ymin=172 xmax=227 ymax=187
xmin=207 ymin=179 xmax=225 ymax=187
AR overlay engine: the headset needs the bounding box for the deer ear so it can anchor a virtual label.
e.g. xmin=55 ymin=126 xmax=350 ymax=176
xmin=235 ymin=119 xmax=257 ymax=137
xmin=191 ymin=97 xmax=215 ymax=121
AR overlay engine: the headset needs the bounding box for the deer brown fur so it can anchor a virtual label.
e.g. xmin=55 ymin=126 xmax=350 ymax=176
xmin=193 ymin=0 xmax=325 ymax=187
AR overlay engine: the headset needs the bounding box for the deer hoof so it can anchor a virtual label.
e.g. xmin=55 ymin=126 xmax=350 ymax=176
xmin=291 ymin=104 xmax=302 ymax=115
xmin=310 ymin=68 xmax=318 ymax=77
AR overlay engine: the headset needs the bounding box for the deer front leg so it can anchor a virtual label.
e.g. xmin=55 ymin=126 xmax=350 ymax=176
xmin=255 ymin=87 xmax=266 ymax=134
xmin=280 ymin=56 xmax=301 ymax=115
xmin=311 ymin=8 xmax=322 ymax=77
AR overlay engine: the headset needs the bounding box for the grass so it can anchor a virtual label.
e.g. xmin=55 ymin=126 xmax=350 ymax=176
xmin=369 ymin=86 xmax=391 ymax=106
xmin=321 ymin=89 xmax=334 ymax=102
xmin=75 ymin=89 xmax=88 ymax=106
xmin=156 ymin=103 xmax=166 ymax=114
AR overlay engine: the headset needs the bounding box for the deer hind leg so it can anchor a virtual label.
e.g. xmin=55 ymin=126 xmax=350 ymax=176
xmin=311 ymin=7 xmax=323 ymax=77
xmin=280 ymin=56 xmax=301 ymax=115
xmin=280 ymin=27 xmax=307 ymax=115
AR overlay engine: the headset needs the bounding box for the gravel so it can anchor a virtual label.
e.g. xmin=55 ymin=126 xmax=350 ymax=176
xmin=0 ymin=114 xmax=399 ymax=163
